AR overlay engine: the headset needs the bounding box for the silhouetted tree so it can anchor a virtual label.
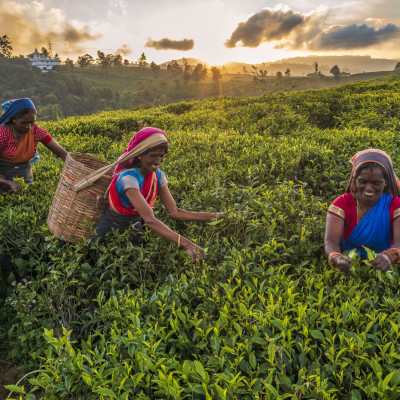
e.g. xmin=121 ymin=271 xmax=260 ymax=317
xmin=0 ymin=35 xmax=12 ymax=57
xmin=97 ymin=51 xmax=112 ymax=72
xmin=167 ymin=60 xmax=183 ymax=74
xmin=112 ymin=54 xmax=122 ymax=67
xmin=64 ymin=58 xmax=74 ymax=69
xmin=138 ymin=53 xmax=147 ymax=68
xmin=276 ymin=71 xmax=283 ymax=81
xmin=394 ymin=62 xmax=400 ymax=72
xmin=192 ymin=63 xmax=207 ymax=81
xmin=77 ymin=54 xmax=94 ymax=68
xmin=150 ymin=61 xmax=160 ymax=74
xmin=123 ymin=59 xmax=130 ymax=67
xmin=183 ymin=62 xmax=192 ymax=84
xmin=330 ymin=65 xmax=341 ymax=78
xmin=285 ymin=68 xmax=291 ymax=77
xmin=41 ymin=47 xmax=49 ymax=58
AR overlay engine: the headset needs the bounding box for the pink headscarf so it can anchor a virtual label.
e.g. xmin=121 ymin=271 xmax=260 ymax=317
xmin=114 ymin=127 xmax=167 ymax=175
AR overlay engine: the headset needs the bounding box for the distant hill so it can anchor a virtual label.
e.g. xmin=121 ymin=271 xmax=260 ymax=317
xmin=224 ymin=55 xmax=399 ymax=75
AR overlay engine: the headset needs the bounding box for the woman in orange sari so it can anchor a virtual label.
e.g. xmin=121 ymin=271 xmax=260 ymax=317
xmin=0 ymin=98 xmax=68 ymax=194
xmin=0 ymin=98 xmax=68 ymax=286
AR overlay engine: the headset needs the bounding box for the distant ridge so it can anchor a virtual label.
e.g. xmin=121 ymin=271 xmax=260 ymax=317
xmin=158 ymin=55 xmax=398 ymax=75
xmin=224 ymin=55 xmax=399 ymax=75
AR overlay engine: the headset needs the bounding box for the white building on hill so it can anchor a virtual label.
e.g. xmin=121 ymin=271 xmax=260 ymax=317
xmin=28 ymin=48 xmax=59 ymax=72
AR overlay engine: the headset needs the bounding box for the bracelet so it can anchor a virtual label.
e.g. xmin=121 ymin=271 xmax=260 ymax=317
xmin=177 ymin=234 xmax=181 ymax=248
xmin=328 ymin=252 xmax=341 ymax=269
xmin=382 ymin=248 xmax=400 ymax=264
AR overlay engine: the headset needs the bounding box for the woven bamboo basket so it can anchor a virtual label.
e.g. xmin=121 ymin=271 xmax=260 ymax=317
xmin=47 ymin=152 xmax=113 ymax=243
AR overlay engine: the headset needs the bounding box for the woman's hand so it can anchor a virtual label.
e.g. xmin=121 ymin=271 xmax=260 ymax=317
xmin=331 ymin=254 xmax=352 ymax=271
xmin=7 ymin=180 xmax=23 ymax=193
xmin=183 ymin=240 xmax=207 ymax=263
xmin=371 ymin=253 xmax=391 ymax=272
xmin=209 ymin=212 xmax=231 ymax=221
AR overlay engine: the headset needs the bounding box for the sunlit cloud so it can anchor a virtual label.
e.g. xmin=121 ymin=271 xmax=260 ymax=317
xmin=145 ymin=38 xmax=194 ymax=51
xmin=116 ymin=44 xmax=132 ymax=56
xmin=0 ymin=0 xmax=102 ymax=55
xmin=225 ymin=7 xmax=400 ymax=51
xmin=311 ymin=23 xmax=400 ymax=50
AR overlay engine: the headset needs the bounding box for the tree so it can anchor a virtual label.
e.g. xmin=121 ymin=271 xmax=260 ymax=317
xmin=167 ymin=60 xmax=183 ymax=74
xmin=112 ymin=54 xmax=122 ymax=67
xmin=41 ymin=47 xmax=49 ymax=58
xmin=192 ymin=63 xmax=206 ymax=81
xmin=394 ymin=62 xmax=400 ymax=72
xmin=138 ymin=53 xmax=147 ymax=68
xmin=285 ymin=68 xmax=291 ymax=77
xmin=64 ymin=58 xmax=74 ymax=69
xmin=77 ymin=54 xmax=94 ymax=68
xmin=150 ymin=61 xmax=160 ymax=74
xmin=330 ymin=65 xmax=341 ymax=78
xmin=97 ymin=51 xmax=113 ymax=72
xmin=211 ymin=67 xmax=221 ymax=85
xmin=123 ymin=59 xmax=130 ymax=67
xmin=276 ymin=71 xmax=283 ymax=82
xmin=0 ymin=35 xmax=12 ymax=57
xmin=183 ymin=62 xmax=192 ymax=84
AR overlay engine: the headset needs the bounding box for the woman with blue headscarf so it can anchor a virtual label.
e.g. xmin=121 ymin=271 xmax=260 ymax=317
xmin=0 ymin=98 xmax=68 ymax=194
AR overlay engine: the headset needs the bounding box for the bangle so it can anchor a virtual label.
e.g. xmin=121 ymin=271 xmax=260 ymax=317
xmin=382 ymin=248 xmax=400 ymax=264
xmin=177 ymin=234 xmax=181 ymax=248
xmin=328 ymin=252 xmax=341 ymax=269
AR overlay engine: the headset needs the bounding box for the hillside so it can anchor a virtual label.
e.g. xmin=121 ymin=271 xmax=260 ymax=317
xmin=1 ymin=80 xmax=400 ymax=398
xmin=1 ymin=56 xmax=400 ymax=122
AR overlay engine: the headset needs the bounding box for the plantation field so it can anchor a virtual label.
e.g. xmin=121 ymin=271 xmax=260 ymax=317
xmin=1 ymin=80 xmax=400 ymax=399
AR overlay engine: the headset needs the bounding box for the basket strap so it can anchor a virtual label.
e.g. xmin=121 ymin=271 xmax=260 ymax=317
xmin=73 ymin=134 xmax=167 ymax=192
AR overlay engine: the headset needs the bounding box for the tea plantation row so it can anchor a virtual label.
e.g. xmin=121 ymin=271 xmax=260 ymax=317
xmin=1 ymin=80 xmax=400 ymax=399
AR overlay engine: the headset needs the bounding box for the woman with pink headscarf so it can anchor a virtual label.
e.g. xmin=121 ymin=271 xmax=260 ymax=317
xmin=92 ymin=127 xmax=228 ymax=262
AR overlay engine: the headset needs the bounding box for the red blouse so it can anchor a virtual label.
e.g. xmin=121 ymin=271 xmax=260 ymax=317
xmin=328 ymin=193 xmax=400 ymax=241
xmin=0 ymin=125 xmax=52 ymax=160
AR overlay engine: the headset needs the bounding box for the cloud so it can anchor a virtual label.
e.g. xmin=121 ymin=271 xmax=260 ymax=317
xmin=145 ymin=38 xmax=194 ymax=51
xmin=225 ymin=8 xmax=326 ymax=49
xmin=116 ymin=44 xmax=132 ymax=56
xmin=0 ymin=1 xmax=102 ymax=55
xmin=311 ymin=23 xmax=400 ymax=49
xmin=109 ymin=0 xmax=128 ymax=16
xmin=225 ymin=7 xmax=400 ymax=51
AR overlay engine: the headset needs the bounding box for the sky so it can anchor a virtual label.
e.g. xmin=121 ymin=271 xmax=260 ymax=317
xmin=1 ymin=0 xmax=400 ymax=65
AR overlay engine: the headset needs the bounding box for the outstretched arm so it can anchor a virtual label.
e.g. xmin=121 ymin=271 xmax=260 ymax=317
xmin=324 ymin=213 xmax=352 ymax=271
xmin=0 ymin=175 xmax=22 ymax=193
xmin=159 ymin=185 xmax=229 ymax=221
xmin=44 ymin=139 xmax=68 ymax=162
xmin=125 ymin=187 xmax=206 ymax=262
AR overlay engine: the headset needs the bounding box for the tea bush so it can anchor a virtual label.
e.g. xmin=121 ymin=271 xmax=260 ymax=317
xmin=2 ymin=80 xmax=400 ymax=399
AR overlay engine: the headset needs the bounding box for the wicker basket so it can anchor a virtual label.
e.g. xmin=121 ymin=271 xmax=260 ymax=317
xmin=47 ymin=152 xmax=113 ymax=243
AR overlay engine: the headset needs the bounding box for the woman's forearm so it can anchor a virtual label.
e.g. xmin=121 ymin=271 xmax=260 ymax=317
xmin=145 ymin=217 xmax=185 ymax=246
xmin=169 ymin=208 xmax=218 ymax=221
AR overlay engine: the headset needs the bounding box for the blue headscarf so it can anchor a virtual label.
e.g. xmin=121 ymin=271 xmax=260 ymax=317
xmin=0 ymin=98 xmax=36 ymax=126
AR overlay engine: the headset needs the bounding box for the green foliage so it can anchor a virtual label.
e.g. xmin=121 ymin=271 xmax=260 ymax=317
xmin=2 ymin=80 xmax=400 ymax=398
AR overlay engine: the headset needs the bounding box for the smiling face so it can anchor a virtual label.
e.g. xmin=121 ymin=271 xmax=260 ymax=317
xmin=13 ymin=111 xmax=36 ymax=135
xmin=355 ymin=166 xmax=387 ymax=205
xmin=138 ymin=149 xmax=167 ymax=177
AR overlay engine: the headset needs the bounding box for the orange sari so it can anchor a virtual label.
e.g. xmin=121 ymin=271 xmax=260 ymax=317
xmin=9 ymin=128 xmax=35 ymax=163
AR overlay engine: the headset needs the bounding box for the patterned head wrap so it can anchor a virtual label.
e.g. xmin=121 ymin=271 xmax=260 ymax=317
xmin=0 ymin=98 xmax=36 ymax=126
xmin=114 ymin=127 xmax=167 ymax=175
xmin=347 ymin=149 xmax=400 ymax=197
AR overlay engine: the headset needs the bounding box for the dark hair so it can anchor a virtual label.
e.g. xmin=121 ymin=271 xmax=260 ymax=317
xmin=355 ymin=162 xmax=389 ymax=182
xmin=131 ymin=142 xmax=169 ymax=168
xmin=7 ymin=108 xmax=36 ymax=124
